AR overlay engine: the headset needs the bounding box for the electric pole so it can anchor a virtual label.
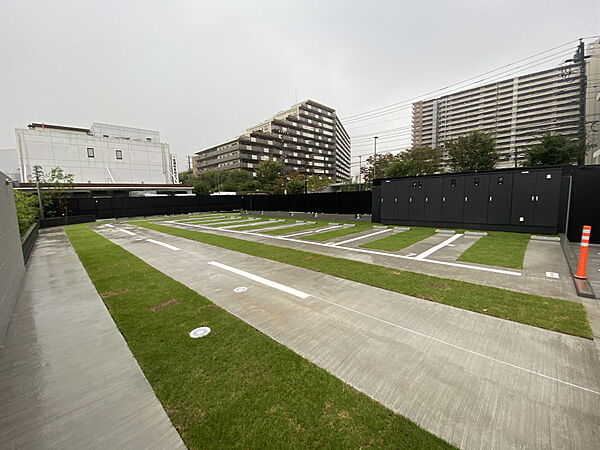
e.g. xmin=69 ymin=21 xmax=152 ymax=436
xmin=358 ymin=154 xmax=362 ymax=191
xmin=576 ymin=39 xmax=587 ymax=165
xmin=373 ymin=136 xmax=378 ymax=180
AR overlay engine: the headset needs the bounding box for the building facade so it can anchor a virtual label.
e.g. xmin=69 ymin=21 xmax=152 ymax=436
xmin=412 ymin=40 xmax=600 ymax=168
xmin=194 ymin=100 xmax=351 ymax=180
xmin=15 ymin=122 xmax=177 ymax=184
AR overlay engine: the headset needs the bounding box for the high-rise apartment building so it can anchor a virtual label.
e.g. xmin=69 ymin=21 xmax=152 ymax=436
xmin=412 ymin=40 xmax=600 ymax=167
xmin=194 ymin=99 xmax=351 ymax=180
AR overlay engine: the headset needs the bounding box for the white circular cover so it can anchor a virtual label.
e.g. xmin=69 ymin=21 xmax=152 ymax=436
xmin=234 ymin=286 xmax=248 ymax=293
xmin=189 ymin=327 xmax=211 ymax=338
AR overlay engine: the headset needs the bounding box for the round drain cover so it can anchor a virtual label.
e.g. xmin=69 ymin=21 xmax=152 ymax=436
xmin=189 ymin=327 xmax=211 ymax=338
xmin=234 ymin=286 xmax=248 ymax=293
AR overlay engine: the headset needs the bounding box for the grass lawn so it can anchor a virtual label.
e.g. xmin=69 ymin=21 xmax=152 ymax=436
xmin=361 ymin=227 xmax=436 ymax=251
xmin=262 ymin=222 xmax=323 ymax=235
xmin=65 ymin=225 xmax=453 ymax=449
xmin=457 ymin=232 xmax=530 ymax=269
xmin=228 ymin=218 xmax=296 ymax=231
xmin=301 ymin=223 xmax=374 ymax=241
xmin=134 ymin=222 xmax=591 ymax=338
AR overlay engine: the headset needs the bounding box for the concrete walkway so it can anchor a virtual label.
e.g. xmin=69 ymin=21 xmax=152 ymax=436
xmin=0 ymin=229 xmax=185 ymax=449
xmin=161 ymin=219 xmax=579 ymax=300
xmin=98 ymin=223 xmax=600 ymax=450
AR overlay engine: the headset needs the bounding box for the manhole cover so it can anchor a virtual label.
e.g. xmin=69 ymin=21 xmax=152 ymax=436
xmin=234 ymin=286 xmax=248 ymax=293
xmin=189 ymin=327 xmax=211 ymax=338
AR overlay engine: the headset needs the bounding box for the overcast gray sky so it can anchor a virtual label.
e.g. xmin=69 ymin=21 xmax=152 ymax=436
xmin=1 ymin=0 xmax=598 ymax=174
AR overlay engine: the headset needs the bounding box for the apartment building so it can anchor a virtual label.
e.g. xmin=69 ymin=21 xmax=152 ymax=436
xmin=15 ymin=122 xmax=177 ymax=184
xmin=194 ymin=99 xmax=351 ymax=180
xmin=412 ymin=40 xmax=600 ymax=167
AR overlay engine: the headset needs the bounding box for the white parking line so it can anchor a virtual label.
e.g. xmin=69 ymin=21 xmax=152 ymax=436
xmin=119 ymin=228 xmax=138 ymax=236
xmin=208 ymin=261 xmax=310 ymax=299
xmin=334 ymin=228 xmax=391 ymax=246
xmin=221 ymin=219 xmax=283 ymax=229
xmin=164 ymin=221 xmax=521 ymax=276
xmin=104 ymin=224 xmax=115 ymax=228
xmin=415 ymin=234 xmax=464 ymax=260
xmin=146 ymin=239 xmax=180 ymax=251
xmin=284 ymin=225 xmax=342 ymax=237
xmin=205 ymin=259 xmax=598 ymax=396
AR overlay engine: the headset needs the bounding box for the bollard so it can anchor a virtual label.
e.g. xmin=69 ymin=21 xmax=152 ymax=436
xmin=574 ymin=225 xmax=592 ymax=279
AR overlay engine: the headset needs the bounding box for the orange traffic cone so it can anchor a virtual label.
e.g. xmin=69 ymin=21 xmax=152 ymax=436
xmin=574 ymin=225 xmax=592 ymax=279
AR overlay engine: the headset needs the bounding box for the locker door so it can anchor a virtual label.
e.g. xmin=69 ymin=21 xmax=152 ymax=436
xmin=393 ymin=179 xmax=410 ymax=222
xmin=441 ymin=175 xmax=465 ymax=223
xmin=464 ymin=174 xmax=489 ymax=224
xmin=380 ymin=180 xmax=395 ymax=220
xmin=424 ymin=177 xmax=442 ymax=222
xmin=487 ymin=173 xmax=513 ymax=225
xmin=533 ymin=169 xmax=562 ymax=227
xmin=408 ymin=178 xmax=425 ymax=221
xmin=511 ymin=170 xmax=536 ymax=225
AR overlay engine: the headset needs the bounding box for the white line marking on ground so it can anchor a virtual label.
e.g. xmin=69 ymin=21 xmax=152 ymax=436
xmin=146 ymin=239 xmax=180 ymax=251
xmin=104 ymin=224 xmax=115 ymax=228
xmin=333 ymin=228 xmax=391 ymax=246
xmin=546 ymin=271 xmax=560 ymax=279
xmin=164 ymin=222 xmax=521 ymax=276
xmin=308 ymin=294 xmax=600 ymax=396
xmin=284 ymin=225 xmax=342 ymax=237
xmin=119 ymin=228 xmax=138 ymax=236
xmin=221 ymin=219 xmax=282 ymax=229
xmin=208 ymin=261 xmax=310 ymax=299
xmin=415 ymin=234 xmax=464 ymax=260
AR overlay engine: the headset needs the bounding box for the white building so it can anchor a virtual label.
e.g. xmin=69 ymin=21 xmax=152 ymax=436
xmin=14 ymin=122 xmax=177 ymax=184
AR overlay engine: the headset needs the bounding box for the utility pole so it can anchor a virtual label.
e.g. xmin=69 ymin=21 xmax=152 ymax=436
xmin=33 ymin=165 xmax=44 ymax=220
xmin=358 ymin=155 xmax=362 ymax=191
xmin=373 ymin=136 xmax=379 ymax=180
xmin=576 ymin=39 xmax=587 ymax=165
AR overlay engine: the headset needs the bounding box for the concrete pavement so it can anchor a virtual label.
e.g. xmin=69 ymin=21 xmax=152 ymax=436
xmin=96 ymin=223 xmax=600 ymax=450
xmin=0 ymin=229 xmax=185 ymax=450
xmin=160 ymin=219 xmax=578 ymax=301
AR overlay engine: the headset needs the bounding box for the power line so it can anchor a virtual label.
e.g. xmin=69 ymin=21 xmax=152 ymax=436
xmin=343 ymin=47 xmax=578 ymax=125
xmin=341 ymin=39 xmax=581 ymax=122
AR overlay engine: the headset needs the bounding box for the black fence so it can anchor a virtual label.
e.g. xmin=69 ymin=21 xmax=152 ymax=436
xmin=66 ymin=195 xmax=244 ymax=219
xmin=243 ymin=191 xmax=371 ymax=214
xmin=373 ymin=165 xmax=600 ymax=242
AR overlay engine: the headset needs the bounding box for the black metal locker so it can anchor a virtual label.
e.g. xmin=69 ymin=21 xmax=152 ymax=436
xmin=464 ymin=174 xmax=489 ymax=224
xmin=380 ymin=180 xmax=395 ymax=220
xmin=533 ymin=169 xmax=562 ymax=226
xmin=511 ymin=170 xmax=536 ymax=225
xmin=442 ymin=175 xmax=464 ymax=223
xmin=372 ymin=186 xmax=381 ymax=223
xmin=408 ymin=178 xmax=425 ymax=221
xmin=393 ymin=179 xmax=410 ymax=222
xmin=487 ymin=173 xmax=513 ymax=225
xmin=424 ymin=177 xmax=442 ymax=222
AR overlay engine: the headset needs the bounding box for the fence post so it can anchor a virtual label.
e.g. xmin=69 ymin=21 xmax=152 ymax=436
xmin=574 ymin=225 xmax=592 ymax=279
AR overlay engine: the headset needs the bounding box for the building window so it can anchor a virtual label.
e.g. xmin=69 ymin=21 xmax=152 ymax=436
xmin=87 ymin=147 xmax=95 ymax=158
xmin=116 ymin=150 xmax=123 ymax=160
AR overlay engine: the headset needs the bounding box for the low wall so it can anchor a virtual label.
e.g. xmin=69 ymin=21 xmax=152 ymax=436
xmin=0 ymin=172 xmax=25 ymax=345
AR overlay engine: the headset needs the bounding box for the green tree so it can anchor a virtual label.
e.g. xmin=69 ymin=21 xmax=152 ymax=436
xmin=523 ymin=133 xmax=583 ymax=166
xmin=179 ymin=171 xmax=196 ymax=185
xmin=446 ymin=130 xmax=499 ymax=172
xmin=385 ymin=146 xmax=442 ymax=178
xmin=286 ymin=177 xmax=306 ymax=194
xmin=306 ymin=175 xmax=332 ymax=192
xmin=193 ymin=181 xmax=210 ymax=195
xmin=255 ymin=160 xmax=283 ymax=193
xmin=360 ymin=153 xmax=398 ymax=183
xmin=385 ymin=159 xmax=412 ymax=178
xmin=14 ymin=191 xmax=39 ymax=235
xmin=29 ymin=166 xmax=74 ymax=217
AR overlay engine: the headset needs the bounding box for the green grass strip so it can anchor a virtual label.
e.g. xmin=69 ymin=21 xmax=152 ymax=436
xmin=65 ymin=225 xmax=453 ymax=449
xmin=457 ymin=232 xmax=530 ymax=269
xmin=134 ymin=222 xmax=591 ymax=339
xmin=302 ymin=223 xmax=374 ymax=241
xmin=232 ymin=219 xmax=297 ymax=231
xmin=262 ymin=222 xmax=322 ymax=235
xmin=361 ymin=227 xmax=436 ymax=251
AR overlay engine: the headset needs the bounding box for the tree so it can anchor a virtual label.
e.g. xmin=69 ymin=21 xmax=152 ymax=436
xmin=179 ymin=171 xmax=195 ymax=185
xmin=193 ymin=181 xmax=210 ymax=195
xmin=13 ymin=191 xmax=39 ymax=234
xmin=255 ymin=160 xmax=283 ymax=193
xmin=306 ymin=175 xmax=332 ymax=192
xmin=523 ymin=133 xmax=583 ymax=166
xmin=446 ymin=130 xmax=499 ymax=172
xmin=285 ymin=177 xmax=306 ymax=194
xmin=29 ymin=166 xmax=74 ymax=218
xmin=360 ymin=153 xmax=398 ymax=184
xmin=385 ymin=146 xmax=441 ymax=178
